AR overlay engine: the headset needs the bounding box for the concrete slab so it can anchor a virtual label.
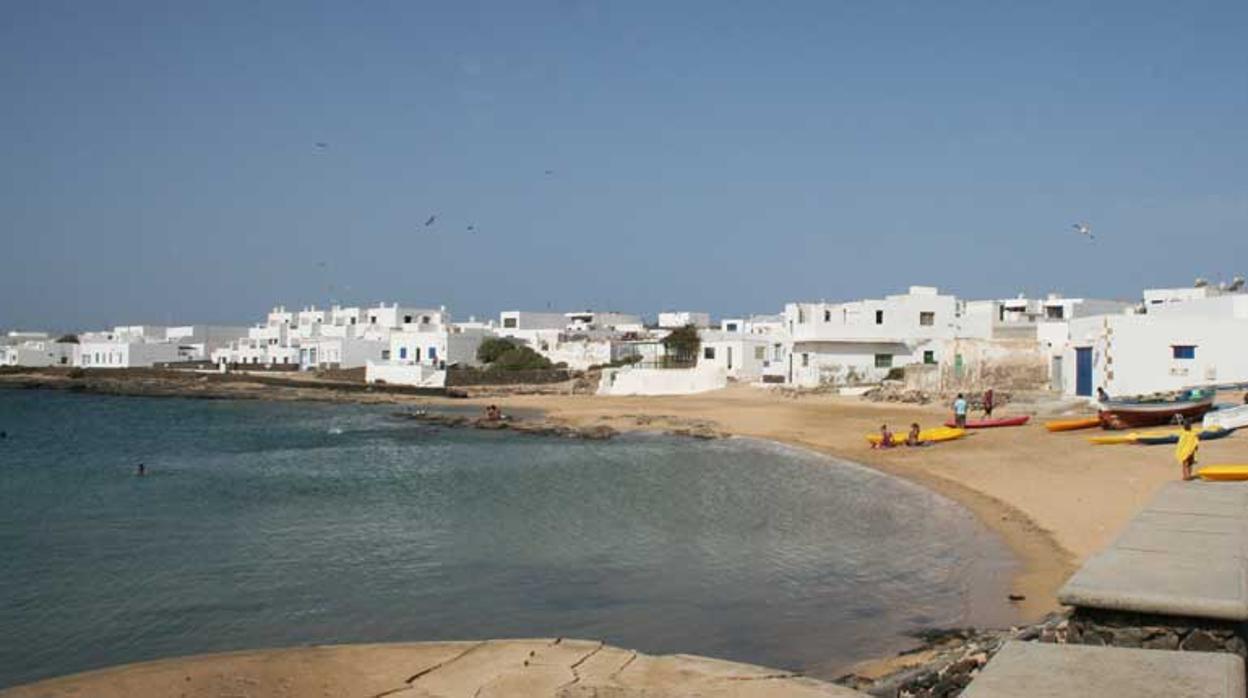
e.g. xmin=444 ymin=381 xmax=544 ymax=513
xmin=1058 ymin=548 xmax=1248 ymax=620
xmin=0 ymin=640 xmax=864 ymax=698
xmin=961 ymin=641 xmax=1245 ymax=698
xmin=1114 ymin=526 xmax=1245 ymax=559
xmin=1144 ymin=482 xmax=1248 ymax=518
xmin=1133 ymin=510 xmax=1248 ymax=535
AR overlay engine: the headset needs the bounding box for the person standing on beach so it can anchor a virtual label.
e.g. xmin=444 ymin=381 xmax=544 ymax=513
xmin=982 ymin=388 xmax=995 ymax=418
xmin=1176 ymin=420 xmax=1199 ymax=481
xmin=953 ymin=394 xmax=968 ymax=428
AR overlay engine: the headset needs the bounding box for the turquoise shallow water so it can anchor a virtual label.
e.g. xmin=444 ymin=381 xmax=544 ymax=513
xmin=0 ymin=390 xmax=1016 ymax=688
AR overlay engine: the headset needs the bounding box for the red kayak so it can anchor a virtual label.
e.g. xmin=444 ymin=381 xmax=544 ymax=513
xmin=943 ymin=415 xmax=1031 ymax=429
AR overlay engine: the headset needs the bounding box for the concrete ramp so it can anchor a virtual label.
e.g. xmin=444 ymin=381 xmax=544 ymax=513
xmin=1058 ymin=481 xmax=1248 ymax=620
xmin=962 ymin=641 xmax=1245 ymax=698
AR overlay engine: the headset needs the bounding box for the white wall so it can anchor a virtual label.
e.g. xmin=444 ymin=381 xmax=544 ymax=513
xmin=1062 ymin=312 xmax=1248 ymax=397
xmin=597 ymin=366 xmax=728 ymax=396
xmin=658 ymin=311 xmax=711 ymax=329
xmin=365 ymin=362 xmax=446 ymax=387
xmin=786 ymin=341 xmax=919 ymax=387
xmin=698 ymin=333 xmax=771 ymax=381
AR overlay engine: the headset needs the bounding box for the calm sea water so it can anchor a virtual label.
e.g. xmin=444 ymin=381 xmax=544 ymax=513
xmin=0 ymin=390 xmax=1017 ymax=688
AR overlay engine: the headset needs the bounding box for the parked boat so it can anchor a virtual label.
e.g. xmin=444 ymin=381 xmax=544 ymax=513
xmin=942 ymin=415 xmax=1030 ymax=429
xmin=1135 ymin=427 xmax=1235 ymax=446
xmin=1045 ymin=416 xmax=1101 ymax=432
xmin=866 ymin=426 xmax=965 ymax=446
xmin=1197 ymin=465 xmax=1248 ymax=482
xmin=1098 ymin=394 xmax=1215 ymax=430
xmin=1204 ymin=405 xmax=1248 ymax=431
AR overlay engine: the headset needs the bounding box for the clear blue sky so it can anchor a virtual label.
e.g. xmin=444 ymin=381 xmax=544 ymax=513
xmin=2 ymin=1 xmax=1246 ymax=330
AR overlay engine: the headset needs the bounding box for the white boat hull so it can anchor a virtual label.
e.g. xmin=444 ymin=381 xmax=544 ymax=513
xmin=1204 ymin=405 xmax=1248 ymax=431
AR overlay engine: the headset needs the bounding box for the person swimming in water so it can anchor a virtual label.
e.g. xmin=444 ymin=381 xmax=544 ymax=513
xmin=136 ymin=463 xmax=146 ymax=477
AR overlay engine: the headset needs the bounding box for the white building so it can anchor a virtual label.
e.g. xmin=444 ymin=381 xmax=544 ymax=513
xmin=783 ymin=286 xmax=957 ymax=387
xmin=697 ymin=330 xmax=774 ymax=382
xmin=564 ymin=311 xmax=644 ymax=333
xmin=75 ymin=324 xmax=246 ymax=369
xmin=1060 ymin=293 xmax=1248 ymax=398
xmin=365 ymin=325 xmax=491 ymax=387
xmin=0 ymin=337 xmax=76 ymax=367
xmin=657 ymin=311 xmax=711 ymax=329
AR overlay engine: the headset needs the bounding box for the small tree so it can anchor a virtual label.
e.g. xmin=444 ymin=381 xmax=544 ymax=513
xmin=491 ymin=345 xmax=554 ymax=371
xmin=661 ymin=325 xmax=701 ymax=367
xmin=477 ymin=337 xmax=517 ymax=364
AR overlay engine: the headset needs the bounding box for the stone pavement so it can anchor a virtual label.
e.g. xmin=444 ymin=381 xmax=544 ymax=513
xmin=1058 ymin=481 xmax=1248 ymax=620
xmin=0 ymin=639 xmax=864 ymax=698
xmin=961 ymin=641 xmax=1245 ymax=698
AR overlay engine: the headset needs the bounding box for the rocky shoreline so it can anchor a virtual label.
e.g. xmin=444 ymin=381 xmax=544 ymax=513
xmin=389 ymin=409 xmax=730 ymax=441
xmin=835 ymin=612 xmax=1072 ymax=697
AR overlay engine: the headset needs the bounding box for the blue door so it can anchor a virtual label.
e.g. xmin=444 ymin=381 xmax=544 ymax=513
xmin=1075 ymin=347 xmax=1093 ymax=397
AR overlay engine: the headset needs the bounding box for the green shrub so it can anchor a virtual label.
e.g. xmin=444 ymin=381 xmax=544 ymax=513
xmin=476 ymin=337 xmax=518 ymax=364
xmin=489 ymin=345 xmax=554 ymax=371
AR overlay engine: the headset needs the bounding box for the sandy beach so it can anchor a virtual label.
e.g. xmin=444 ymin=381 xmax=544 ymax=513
xmin=475 ymin=384 xmax=1248 ymax=621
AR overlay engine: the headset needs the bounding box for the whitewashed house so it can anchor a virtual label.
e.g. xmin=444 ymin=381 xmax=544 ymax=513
xmin=1061 ymin=291 xmax=1248 ymax=398
xmin=75 ymin=324 xmax=246 ymax=369
xmin=0 ymin=335 xmax=76 ymax=367
xmin=697 ymin=330 xmax=772 ymax=382
xmin=364 ymin=308 xmax=490 ymax=387
xmin=657 ymin=311 xmax=711 ymax=329
xmin=783 ymin=286 xmax=957 ymax=387
xmin=564 ymin=311 xmax=644 ymax=333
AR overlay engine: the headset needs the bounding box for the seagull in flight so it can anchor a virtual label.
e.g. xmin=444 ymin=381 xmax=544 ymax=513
xmin=1072 ymin=222 xmax=1094 ymax=240
xmin=424 ymin=215 xmax=437 ymax=227
xmin=467 ymin=224 xmax=476 ymax=232
xmin=314 ymin=142 xmax=329 ymax=149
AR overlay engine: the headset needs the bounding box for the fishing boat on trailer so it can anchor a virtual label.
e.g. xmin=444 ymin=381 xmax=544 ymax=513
xmin=1098 ymin=393 xmax=1215 ymax=430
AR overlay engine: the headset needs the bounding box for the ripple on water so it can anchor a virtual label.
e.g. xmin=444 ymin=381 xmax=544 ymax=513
xmin=0 ymin=391 xmax=1018 ymax=688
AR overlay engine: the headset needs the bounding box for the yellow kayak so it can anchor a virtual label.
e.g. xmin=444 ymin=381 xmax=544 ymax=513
xmin=867 ymin=427 xmax=966 ymax=446
xmin=1197 ymin=465 xmax=1248 ymax=482
xmin=1046 ymin=416 xmax=1101 ymax=432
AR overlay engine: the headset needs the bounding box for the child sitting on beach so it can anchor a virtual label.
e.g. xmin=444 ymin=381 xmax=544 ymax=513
xmin=905 ymin=423 xmax=923 ymax=446
xmin=873 ymin=424 xmax=895 ymax=449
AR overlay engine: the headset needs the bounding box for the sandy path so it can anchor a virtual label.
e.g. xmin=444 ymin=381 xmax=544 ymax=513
xmin=475 ymin=384 xmax=1248 ymax=621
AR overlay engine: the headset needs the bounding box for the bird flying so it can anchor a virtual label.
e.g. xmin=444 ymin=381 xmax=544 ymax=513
xmin=315 ymin=142 xmax=329 ymax=149
xmin=424 ymin=215 xmax=437 ymax=227
xmin=1072 ymin=222 xmax=1094 ymax=240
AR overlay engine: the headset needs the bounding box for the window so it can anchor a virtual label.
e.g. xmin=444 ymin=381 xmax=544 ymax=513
xmin=503 ymin=318 xmax=517 ymax=328
xmin=422 ymin=316 xmax=431 ymax=324
xmin=1046 ymin=306 xmax=1064 ymax=320
xmin=824 ymin=309 xmax=831 ymax=322
xmin=370 ymin=316 xmax=377 ymax=324
xmin=874 ymin=354 xmax=893 ymax=368
xmin=801 ymin=353 xmax=809 ymax=368
xmin=399 ymin=347 xmax=407 ymax=360
xmin=923 ymin=350 xmax=936 ymax=364
xmin=350 ymin=317 xmax=356 ymax=325
xmin=703 ymin=347 xmax=716 ymax=360
xmin=381 ymin=350 xmax=390 ymax=360
xmin=920 ymin=311 xmax=934 ymax=326
xmin=875 ymin=310 xmax=884 ymax=325
xmin=726 ymin=322 xmax=738 ymax=331
xmin=428 ymin=347 xmax=437 ymax=360
xmin=1173 ymin=345 xmax=1196 ymax=360
xmin=404 ymin=315 xmax=413 ymax=324
xmin=754 ymin=346 xmax=766 ymax=360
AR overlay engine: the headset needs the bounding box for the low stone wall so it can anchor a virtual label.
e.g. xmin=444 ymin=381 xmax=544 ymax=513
xmin=445 ymin=368 xmax=576 ymax=386
xmin=1067 ymin=608 xmax=1248 ymax=657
